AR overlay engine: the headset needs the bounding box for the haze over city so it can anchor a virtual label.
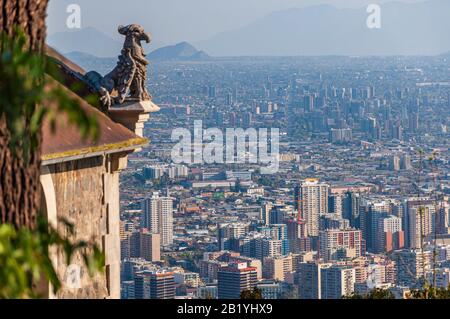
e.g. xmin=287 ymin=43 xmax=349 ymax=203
xmin=42 ymin=0 xmax=450 ymax=302
xmin=1 ymin=0 xmax=449 ymax=303
xmin=46 ymin=0 xmax=449 ymax=56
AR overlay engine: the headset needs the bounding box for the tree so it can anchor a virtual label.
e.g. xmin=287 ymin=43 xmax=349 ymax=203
xmin=240 ymin=287 xmax=263 ymax=300
xmin=0 ymin=1 xmax=101 ymax=298
xmin=0 ymin=219 xmax=104 ymax=299
xmin=1 ymin=0 xmax=97 ymax=230
xmin=408 ymin=283 xmax=450 ymax=299
xmin=0 ymin=0 xmax=49 ymax=229
xmin=343 ymin=288 xmax=395 ymax=299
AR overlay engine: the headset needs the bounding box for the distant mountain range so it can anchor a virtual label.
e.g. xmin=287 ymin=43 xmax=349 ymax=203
xmin=47 ymin=27 xmax=123 ymax=58
xmin=62 ymin=43 xmax=210 ymax=72
xmin=47 ymin=26 xmax=165 ymax=58
xmin=48 ymin=0 xmax=450 ymax=58
xmin=47 ymin=27 xmax=209 ymax=61
xmin=148 ymin=42 xmax=210 ymax=61
xmin=63 ymin=51 xmax=115 ymax=74
xmin=196 ymin=0 xmax=450 ymax=56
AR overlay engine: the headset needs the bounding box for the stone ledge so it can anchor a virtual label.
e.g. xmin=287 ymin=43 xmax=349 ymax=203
xmin=108 ymin=99 xmax=160 ymax=114
xmin=108 ymin=99 xmax=160 ymax=138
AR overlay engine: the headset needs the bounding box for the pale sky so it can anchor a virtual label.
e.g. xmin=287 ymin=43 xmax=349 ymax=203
xmin=47 ymin=0 xmax=424 ymax=45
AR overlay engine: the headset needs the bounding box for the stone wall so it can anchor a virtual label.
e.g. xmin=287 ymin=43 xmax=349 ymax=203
xmin=42 ymin=152 xmax=128 ymax=299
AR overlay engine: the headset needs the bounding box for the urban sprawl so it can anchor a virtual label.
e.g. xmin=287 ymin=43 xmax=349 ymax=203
xmin=83 ymin=55 xmax=450 ymax=299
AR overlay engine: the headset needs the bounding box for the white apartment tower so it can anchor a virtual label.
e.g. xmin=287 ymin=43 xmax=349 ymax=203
xmin=142 ymin=193 xmax=174 ymax=246
xmin=406 ymin=198 xmax=436 ymax=249
xmin=300 ymin=179 xmax=329 ymax=237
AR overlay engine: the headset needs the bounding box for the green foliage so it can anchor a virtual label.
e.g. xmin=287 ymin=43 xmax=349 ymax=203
xmin=0 ymin=31 xmax=46 ymax=156
xmin=45 ymin=62 xmax=100 ymax=141
xmin=0 ymin=28 xmax=104 ymax=299
xmin=151 ymin=173 xmax=171 ymax=189
xmin=212 ymin=192 xmax=225 ymax=202
xmin=240 ymin=287 xmax=263 ymax=300
xmin=345 ymin=283 xmax=450 ymax=299
xmin=408 ymin=282 xmax=450 ymax=299
xmin=0 ymin=29 xmax=99 ymax=159
xmin=0 ymin=218 xmax=104 ymax=299
xmin=343 ymin=288 xmax=395 ymax=299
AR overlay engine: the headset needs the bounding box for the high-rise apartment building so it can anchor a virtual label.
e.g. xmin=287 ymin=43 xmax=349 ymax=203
xmin=400 ymin=154 xmax=412 ymax=170
xmin=359 ymin=199 xmax=395 ymax=252
xmin=140 ymin=231 xmax=161 ymax=262
xmin=391 ymin=121 xmax=403 ymax=141
xmin=321 ymin=266 xmax=356 ymax=299
xmin=299 ymin=179 xmax=329 ymax=237
xmin=269 ymin=204 xmax=289 ymax=225
xmin=142 ymin=193 xmax=174 ymax=246
xmin=389 ymin=155 xmax=401 ymax=171
xmin=255 ymin=238 xmax=283 ymax=260
xmin=129 ymin=229 xmax=161 ymax=262
xmin=375 ymin=215 xmax=404 ymax=253
xmin=260 ymin=202 xmax=273 ymax=226
xmin=134 ymin=270 xmax=176 ymax=300
xmin=436 ymin=201 xmax=450 ymax=235
xmin=217 ymin=263 xmax=258 ymax=299
xmin=218 ymin=223 xmax=249 ymax=250
xmin=208 ymin=85 xmax=216 ymax=99
xmin=297 ymin=262 xmax=330 ymax=299
xmin=404 ymin=198 xmax=436 ymax=249
xmin=297 ymin=263 xmax=356 ymax=299
xmin=329 ymin=128 xmax=352 ymax=144
xmin=121 ymin=281 xmax=135 ymax=299
xmin=319 ymin=229 xmax=363 ymax=262
xmin=328 ymin=193 xmax=344 ymax=217
xmin=121 ymin=258 xmax=155 ymax=282
xmin=343 ymin=191 xmax=361 ymax=228
xmin=262 ymin=255 xmax=294 ymax=281
xmin=392 ymin=250 xmax=432 ymax=288
xmin=287 ymin=219 xmax=309 ymax=253
xmin=426 ymin=268 xmax=450 ymax=289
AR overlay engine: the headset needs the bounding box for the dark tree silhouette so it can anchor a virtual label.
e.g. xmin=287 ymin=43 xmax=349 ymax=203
xmin=0 ymin=0 xmax=49 ymax=229
xmin=240 ymin=287 xmax=263 ymax=300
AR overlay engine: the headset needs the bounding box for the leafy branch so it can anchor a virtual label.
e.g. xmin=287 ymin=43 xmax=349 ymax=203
xmin=0 ymin=218 xmax=104 ymax=299
xmin=0 ymin=28 xmax=103 ymax=298
xmin=0 ymin=29 xmax=99 ymax=160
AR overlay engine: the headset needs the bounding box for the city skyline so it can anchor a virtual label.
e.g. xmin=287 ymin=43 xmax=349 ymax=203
xmin=0 ymin=0 xmax=449 ymax=302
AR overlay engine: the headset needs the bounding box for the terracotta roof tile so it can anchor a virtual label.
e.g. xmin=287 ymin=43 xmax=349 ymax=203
xmin=42 ymin=47 xmax=147 ymax=163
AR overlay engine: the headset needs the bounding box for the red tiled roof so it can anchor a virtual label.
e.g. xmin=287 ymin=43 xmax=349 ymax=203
xmin=41 ymin=47 xmax=147 ymax=163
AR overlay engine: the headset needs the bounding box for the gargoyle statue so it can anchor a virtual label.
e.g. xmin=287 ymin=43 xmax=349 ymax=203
xmin=84 ymin=24 xmax=152 ymax=108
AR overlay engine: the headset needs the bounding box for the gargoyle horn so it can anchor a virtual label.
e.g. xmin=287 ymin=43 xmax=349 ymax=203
xmin=118 ymin=24 xmax=151 ymax=44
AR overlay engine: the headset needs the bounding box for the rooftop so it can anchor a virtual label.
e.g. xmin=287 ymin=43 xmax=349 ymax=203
xmin=42 ymin=47 xmax=148 ymax=165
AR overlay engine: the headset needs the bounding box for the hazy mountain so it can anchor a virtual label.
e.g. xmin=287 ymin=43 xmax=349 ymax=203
xmin=148 ymin=42 xmax=210 ymax=61
xmin=197 ymin=0 xmax=450 ymax=56
xmin=58 ymin=43 xmax=210 ymax=75
xmin=59 ymin=43 xmax=210 ymax=76
xmin=64 ymin=51 xmax=105 ymax=62
xmin=47 ymin=26 xmax=165 ymax=58
xmin=59 ymin=51 xmax=114 ymax=75
xmin=47 ymin=27 xmax=123 ymax=58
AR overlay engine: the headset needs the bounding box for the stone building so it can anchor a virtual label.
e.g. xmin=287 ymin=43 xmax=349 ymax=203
xmin=39 ymin=38 xmax=158 ymax=299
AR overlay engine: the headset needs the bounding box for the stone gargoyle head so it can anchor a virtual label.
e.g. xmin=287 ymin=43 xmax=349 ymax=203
xmin=118 ymin=24 xmax=151 ymax=48
xmin=83 ymin=24 xmax=153 ymax=109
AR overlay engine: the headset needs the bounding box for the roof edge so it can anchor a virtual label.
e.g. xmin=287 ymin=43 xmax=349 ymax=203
xmin=42 ymin=137 xmax=148 ymax=165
